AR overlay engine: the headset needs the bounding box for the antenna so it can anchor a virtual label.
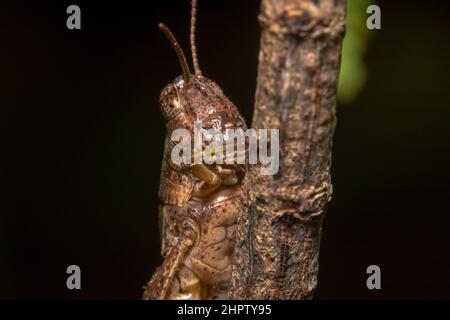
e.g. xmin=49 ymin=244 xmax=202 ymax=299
xmin=158 ymin=23 xmax=191 ymax=86
xmin=190 ymin=0 xmax=202 ymax=77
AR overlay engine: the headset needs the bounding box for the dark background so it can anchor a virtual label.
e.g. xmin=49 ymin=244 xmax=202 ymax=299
xmin=1 ymin=0 xmax=450 ymax=299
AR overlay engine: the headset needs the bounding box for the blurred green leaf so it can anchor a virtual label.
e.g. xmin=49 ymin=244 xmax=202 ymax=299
xmin=338 ymin=0 xmax=375 ymax=104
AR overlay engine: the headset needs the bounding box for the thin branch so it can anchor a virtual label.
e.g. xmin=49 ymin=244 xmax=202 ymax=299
xmin=230 ymin=0 xmax=346 ymax=299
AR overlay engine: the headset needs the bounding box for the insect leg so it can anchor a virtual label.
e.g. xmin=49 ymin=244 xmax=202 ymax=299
xmin=143 ymin=218 xmax=198 ymax=300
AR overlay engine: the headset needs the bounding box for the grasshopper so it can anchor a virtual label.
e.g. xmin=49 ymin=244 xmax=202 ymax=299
xmin=143 ymin=0 xmax=247 ymax=300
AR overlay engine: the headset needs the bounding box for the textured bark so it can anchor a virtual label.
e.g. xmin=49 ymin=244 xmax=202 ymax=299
xmin=230 ymin=0 xmax=346 ymax=299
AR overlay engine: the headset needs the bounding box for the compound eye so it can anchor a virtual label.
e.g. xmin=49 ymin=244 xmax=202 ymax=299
xmin=162 ymin=98 xmax=183 ymax=120
xmin=159 ymin=85 xmax=182 ymax=120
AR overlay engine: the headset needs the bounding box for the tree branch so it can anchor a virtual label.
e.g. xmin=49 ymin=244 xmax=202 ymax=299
xmin=230 ymin=0 xmax=346 ymax=299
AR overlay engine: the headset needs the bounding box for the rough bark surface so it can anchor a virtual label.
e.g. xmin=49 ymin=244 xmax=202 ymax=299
xmin=230 ymin=0 xmax=346 ymax=299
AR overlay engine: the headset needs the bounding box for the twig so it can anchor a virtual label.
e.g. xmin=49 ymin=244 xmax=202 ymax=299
xmin=230 ymin=0 xmax=346 ymax=299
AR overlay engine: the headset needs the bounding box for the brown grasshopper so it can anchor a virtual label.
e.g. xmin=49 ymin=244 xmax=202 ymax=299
xmin=143 ymin=0 xmax=247 ymax=300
